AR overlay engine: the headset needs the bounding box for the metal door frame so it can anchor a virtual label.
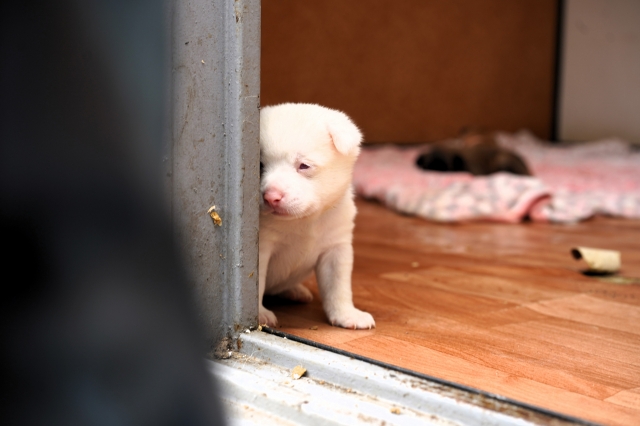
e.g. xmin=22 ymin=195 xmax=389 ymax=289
xmin=170 ymin=0 xmax=260 ymax=350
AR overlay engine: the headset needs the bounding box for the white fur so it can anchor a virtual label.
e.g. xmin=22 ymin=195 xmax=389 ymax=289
xmin=258 ymin=103 xmax=375 ymax=330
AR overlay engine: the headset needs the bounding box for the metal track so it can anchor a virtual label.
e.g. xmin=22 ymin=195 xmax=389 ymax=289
xmin=211 ymin=332 xmax=592 ymax=426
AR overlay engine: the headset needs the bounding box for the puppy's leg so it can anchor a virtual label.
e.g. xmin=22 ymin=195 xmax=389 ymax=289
xmin=277 ymin=283 xmax=313 ymax=303
xmin=316 ymin=244 xmax=375 ymax=329
xmin=258 ymin=249 xmax=278 ymax=327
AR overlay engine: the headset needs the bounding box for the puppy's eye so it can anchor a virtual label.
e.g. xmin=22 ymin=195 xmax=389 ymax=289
xmin=260 ymin=162 xmax=264 ymax=174
xmin=298 ymin=163 xmax=310 ymax=170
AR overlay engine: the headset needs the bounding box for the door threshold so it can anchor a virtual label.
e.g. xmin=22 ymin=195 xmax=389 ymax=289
xmin=210 ymin=331 xmax=595 ymax=425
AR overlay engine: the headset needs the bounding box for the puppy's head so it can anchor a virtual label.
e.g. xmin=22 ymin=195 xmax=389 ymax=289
xmin=259 ymin=103 xmax=362 ymax=219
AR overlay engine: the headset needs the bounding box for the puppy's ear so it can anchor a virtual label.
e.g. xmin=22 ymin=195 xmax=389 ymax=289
xmin=326 ymin=111 xmax=363 ymax=156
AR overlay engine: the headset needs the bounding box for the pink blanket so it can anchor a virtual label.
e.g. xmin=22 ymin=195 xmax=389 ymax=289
xmin=353 ymin=132 xmax=640 ymax=223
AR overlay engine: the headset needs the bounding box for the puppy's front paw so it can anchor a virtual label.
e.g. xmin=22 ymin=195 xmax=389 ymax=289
xmin=329 ymin=307 xmax=375 ymax=330
xmin=259 ymin=306 xmax=279 ymax=328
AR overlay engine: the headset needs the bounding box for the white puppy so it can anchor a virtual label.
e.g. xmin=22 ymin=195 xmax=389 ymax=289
xmin=258 ymin=103 xmax=375 ymax=330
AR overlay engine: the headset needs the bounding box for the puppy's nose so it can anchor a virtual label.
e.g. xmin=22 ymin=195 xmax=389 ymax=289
xmin=263 ymin=189 xmax=284 ymax=208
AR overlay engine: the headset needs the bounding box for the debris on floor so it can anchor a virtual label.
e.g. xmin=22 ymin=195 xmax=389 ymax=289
xmin=212 ymin=336 xmax=233 ymax=359
xmin=291 ymin=365 xmax=307 ymax=380
xmin=571 ymin=246 xmax=621 ymax=274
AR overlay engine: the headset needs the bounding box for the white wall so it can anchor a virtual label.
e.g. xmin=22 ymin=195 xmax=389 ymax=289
xmin=559 ymin=0 xmax=640 ymax=143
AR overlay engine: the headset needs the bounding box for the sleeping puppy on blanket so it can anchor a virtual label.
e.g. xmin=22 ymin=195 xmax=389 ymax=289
xmin=259 ymin=103 xmax=375 ymax=330
xmin=416 ymin=132 xmax=531 ymax=176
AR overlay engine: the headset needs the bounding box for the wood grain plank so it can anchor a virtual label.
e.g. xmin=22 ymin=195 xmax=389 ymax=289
xmin=376 ymin=318 xmax=639 ymax=399
xmin=495 ymin=318 xmax=640 ymax=366
xmin=381 ymin=266 xmax=575 ymax=304
xmin=337 ymin=335 xmax=640 ymax=426
xmin=526 ymin=294 xmax=640 ymax=335
xmin=606 ymin=388 xmax=640 ymax=410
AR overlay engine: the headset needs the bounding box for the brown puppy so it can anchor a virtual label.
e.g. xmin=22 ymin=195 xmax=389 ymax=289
xmin=416 ymin=133 xmax=531 ymax=176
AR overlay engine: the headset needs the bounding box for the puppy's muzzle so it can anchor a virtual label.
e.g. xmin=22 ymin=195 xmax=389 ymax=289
xmin=263 ymin=188 xmax=285 ymax=210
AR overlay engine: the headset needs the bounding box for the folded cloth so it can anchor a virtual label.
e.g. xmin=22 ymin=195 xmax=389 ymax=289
xmin=353 ymin=131 xmax=640 ymax=223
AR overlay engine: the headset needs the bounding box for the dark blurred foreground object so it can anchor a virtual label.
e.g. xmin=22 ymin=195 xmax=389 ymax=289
xmin=416 ymin=133 xmax=531 ymax=176
xmin=1 ymin=1 xmax=224 ymax=425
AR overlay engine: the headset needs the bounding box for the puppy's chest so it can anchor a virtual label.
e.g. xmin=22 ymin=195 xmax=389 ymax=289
xmin=269 ymin=225 xmax=325 ymax=266
xmin=262 ymin=220 xmax=332 ymax=284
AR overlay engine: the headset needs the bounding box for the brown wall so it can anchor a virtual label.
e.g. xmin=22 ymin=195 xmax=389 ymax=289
xmin=262 ymin=0 xmax=558 ymax=143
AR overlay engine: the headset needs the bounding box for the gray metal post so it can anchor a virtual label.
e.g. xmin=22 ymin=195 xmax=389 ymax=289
xmin=170 ymin=0 xmax=260 ymax=351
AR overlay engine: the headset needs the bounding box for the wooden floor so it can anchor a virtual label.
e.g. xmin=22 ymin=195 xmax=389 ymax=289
xmin=266 ymin=198 xmax=640 ymax=425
